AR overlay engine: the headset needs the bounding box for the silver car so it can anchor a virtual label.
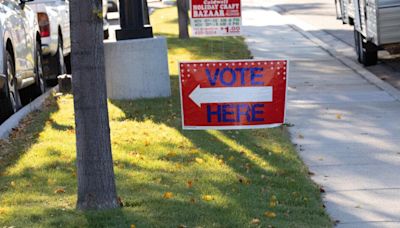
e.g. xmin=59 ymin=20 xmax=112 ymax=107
xmin=0 ymin=0 xmax=44 ymax=121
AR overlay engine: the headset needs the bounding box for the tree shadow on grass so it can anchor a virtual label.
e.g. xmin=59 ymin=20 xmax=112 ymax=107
xmin=109 ymin=77 xmax=328 ymax=226
xmin=0 ymin=95 xmax=60 ymax=178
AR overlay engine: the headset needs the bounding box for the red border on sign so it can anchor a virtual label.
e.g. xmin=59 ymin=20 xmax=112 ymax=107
xmin=179 ymin=59 xmax=288 ymax=130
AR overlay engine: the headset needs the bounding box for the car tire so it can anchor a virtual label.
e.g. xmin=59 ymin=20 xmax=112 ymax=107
xmin=1 ymin=51 xmax=22 ymax=120
xmin=56 ymin=37 xmax=66 ymax=76
xmin=354 ymin=29 xmax=378 ymax=66
xmin=104 ymin=29 xmax=109 ymax=40
xmin=33 ymin=40 xmax=46 ymax=96
xmin=354 ymin=29 xmax=362 ymax=62
xmin=65 ymin=54 xmax=71 ymax=74
xmin=0 ymin=88 xmax=9 ymax=122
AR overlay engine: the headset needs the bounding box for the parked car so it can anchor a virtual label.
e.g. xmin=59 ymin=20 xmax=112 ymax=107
xmin=335 ymin=0 xmax=400 ymax=66
xmin=27 ymin=0 xmax=71 ymax=80
xmin=0 ymin=0 xmax=45 ymax=121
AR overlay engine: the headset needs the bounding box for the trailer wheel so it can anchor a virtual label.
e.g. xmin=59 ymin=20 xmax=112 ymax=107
xmin=354 ymin=29 xmax=377 ymax=66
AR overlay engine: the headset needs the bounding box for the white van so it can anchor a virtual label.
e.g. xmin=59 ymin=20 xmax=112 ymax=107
xmin=336 ymin=0 xmax=400 ymax=66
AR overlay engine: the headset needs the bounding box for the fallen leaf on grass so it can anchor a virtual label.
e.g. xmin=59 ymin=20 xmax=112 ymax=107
xmin=291 ymin=192 xmax=300 ymax=198
xmin=269 ymin=195 xmax=278 ymax=208
xmin=130 ymin=225 xmax=136 ymax=228
xmin=117 ymin=197 xmax=124 ymax=207
xmin=269 ymin=200 xmax=277 ymax=208
xmin=129 ymin=151 xmax=139 ymax=157
xmin=54 ymin=188 xmax=65 ymax=194
xmin=195 ymin=158 xmax=204 ymax=164
xmin=237 ymin=175 xmax=251 ymax=184
xmin=187 ymin=180 xmax=193 ymax=188
xmin=250 ymin=218 xmax=261 ymax=225
xmin=0 ymin=207 xmax=8 ymax=215
xmin=163 ymin=192 xmax=174 ymax=199
xmin=189 ymin=198 xmax=196 ymax=204
xmin=264 ymin=211 xmax=276 ymax=218
xmin=202 ymin=195 xmax=214 ymax=201
xmin=245 ymin=163 xmax=252 ymax=172
xmin=167 ymin=152 xmax=177 ymax=157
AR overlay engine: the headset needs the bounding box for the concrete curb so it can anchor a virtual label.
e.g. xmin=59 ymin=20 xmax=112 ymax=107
xmin=0 ymin=86 xmax=58 ymax=139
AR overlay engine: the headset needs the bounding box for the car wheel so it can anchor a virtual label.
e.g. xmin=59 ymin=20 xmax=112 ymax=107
xmin=34 ymin=40 xmax=46 ymax=96
xmin=56 ymin=37 xmax=66 ymax=76
xmin=4 ymin=51 xmax=22 ymax=115
xmin=354 ymin=29 xmax=377 ymax=66
xmin=354 ymin=29 xmax=362 ymax=62
xmin=65 ymin=54 xmax=71 ymax=74
xmin=104 ymin=29 xmax=109 ymax=40
xmin=0 ymin=88 xmax=9 ymax=122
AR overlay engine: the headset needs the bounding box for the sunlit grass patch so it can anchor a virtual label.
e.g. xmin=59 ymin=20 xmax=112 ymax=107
xmin=0 ymin=6 xmax=331 ymax=228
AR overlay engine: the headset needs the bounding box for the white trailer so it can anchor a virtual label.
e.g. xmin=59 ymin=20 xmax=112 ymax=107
xmin=335 ymin=0 xmax=400 ymax=66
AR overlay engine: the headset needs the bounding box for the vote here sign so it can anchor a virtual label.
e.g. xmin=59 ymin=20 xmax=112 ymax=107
xmin=190 ymin=0 xmax=241 ymax=37
xmin=179 ymin=60 xmax=288 ymax=130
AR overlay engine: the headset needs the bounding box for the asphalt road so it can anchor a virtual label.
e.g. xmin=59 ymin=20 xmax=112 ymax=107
xmin=264 ymin=0 xmax=400 ymax=90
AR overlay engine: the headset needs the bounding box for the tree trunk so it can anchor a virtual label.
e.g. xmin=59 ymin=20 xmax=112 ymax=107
xmin=69 ymin=0 xmax=119 ymax=210
xmin=177 ymin=0 xmax=190 ymax=39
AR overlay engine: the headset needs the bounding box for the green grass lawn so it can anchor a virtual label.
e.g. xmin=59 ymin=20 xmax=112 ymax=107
xmin=0 ymin=7 xmax=332 ymax=228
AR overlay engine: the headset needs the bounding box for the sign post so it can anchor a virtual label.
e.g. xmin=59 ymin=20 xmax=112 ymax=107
xmin=190 ymin=0 xmax=242 ymax=37
xmin=179 ymin=60 xmax=288 ymax=130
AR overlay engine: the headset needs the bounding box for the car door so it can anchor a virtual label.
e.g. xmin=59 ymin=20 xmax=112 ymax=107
xmin=2 ymin=0 xmax=31 ymax=79
xmin=57 ymin=0 xmax=70 ymax=53
xmin=20 ymin=0 xmax=36 ymax=77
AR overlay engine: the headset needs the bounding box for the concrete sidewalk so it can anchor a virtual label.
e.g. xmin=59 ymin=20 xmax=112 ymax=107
xmin=242 ymin=3 xmax=400 ymax=227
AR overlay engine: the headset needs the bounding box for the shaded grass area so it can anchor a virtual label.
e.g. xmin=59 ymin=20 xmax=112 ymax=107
xmin=0 ymin=6 xmax=332 ymax=228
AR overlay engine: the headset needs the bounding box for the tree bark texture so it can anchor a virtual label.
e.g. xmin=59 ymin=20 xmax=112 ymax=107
xmin=69 ymin=0 xmax=119 ymax=210
xmin=177 ymin=0 xmax=190 ymax=39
